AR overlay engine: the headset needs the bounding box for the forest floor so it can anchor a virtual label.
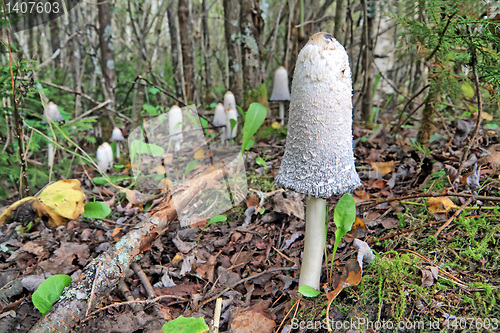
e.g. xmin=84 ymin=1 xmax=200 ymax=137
xmin=0 ymin=119 xmax=499 ymax=333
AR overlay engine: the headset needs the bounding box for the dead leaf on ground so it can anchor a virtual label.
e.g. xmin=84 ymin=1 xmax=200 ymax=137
xmin=427 ymin=197 xmax=458 ymax=213
xmin=229 ymin=305 xmax=276 ymax=333
xmin=273 ymin=191 xmax=304 ymax=219
xmin=0 ymin=179 xmax=86 ymax=229
xmin=421 ymin=266 xmax=439 ymax=287
xmin=370 ymin=161 xmax=395 ymax=175
xmin=38 ymin=242 xmax=89 ymax=275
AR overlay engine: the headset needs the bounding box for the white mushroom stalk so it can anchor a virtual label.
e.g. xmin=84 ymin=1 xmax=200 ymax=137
xmin=213 ymin=103 xmax=227 ymax=142
xmin=225 ymin=107 xmax=238 ymax=141
xmin=169 ymin=105 xmax=183 ymax=151
xmin=275 ymin=32 xmax=361 ymax=291
xmin=269 ymin=66 xmax=291 ymax=125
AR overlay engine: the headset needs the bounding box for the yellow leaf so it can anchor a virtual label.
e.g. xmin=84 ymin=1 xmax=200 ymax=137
xmin=36 ymin=179 xmax=87 ymax=228
xmin=0 ymin=197 xmax=37 ymax=225
xmin=194 ymin=148 xmax=206 ymax=159
xmin=370 ymin=161 xmax=395 ymax=175
xmin=481 ymin=112 xmax=493 ymax=121
xmin=461 ymin=82 xmax=474 ymax=99
xmin=427 ymin=197 xmax=458 ymax=214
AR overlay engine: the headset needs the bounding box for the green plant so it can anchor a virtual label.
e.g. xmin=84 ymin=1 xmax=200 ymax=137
xmin=83 ymin=202 xmax=112 ymax=219
xmin=32 ymin=274 xmax=72 ymax=315
xmin=161 ymin=316 xmax=209 ymax=333
xmin=329 ymin=193 xmax=356 ymax=277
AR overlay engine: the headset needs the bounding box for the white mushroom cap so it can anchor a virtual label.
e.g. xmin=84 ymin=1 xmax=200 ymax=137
xmin=213 ymin=103 xmax=226 ymax=127
xmin=169 ymin=105 xmax=183 ymax=142
xmin=111 ymin=127 xmax=125 ymax=141
xmin=97 ymin=142 xmax=113 ymax=171
xmin=43 ymin=101 xmax=64 ymax=122
xmin=274 ymin=32 xmax=361 ymax=199
xmin=223 ymin=91 xmax=237 ymax=114
xmin=270 ymin=66 xmax=291 ymax=101
xmin=225 ymin=107 xmax=238 ymax=140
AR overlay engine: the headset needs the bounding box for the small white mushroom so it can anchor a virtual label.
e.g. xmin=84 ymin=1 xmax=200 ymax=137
xmin=111 ymin=127 xmax=125 ymax=158
xmin=97 ymin=142 xmax=114 ymax=171
xmin=223 ymin=91 xmax=237 ymax=115
xmin=225 ymin=107 xmax=238 ymax=141
xmin=169 ymin=105 xmax=183 ymax=151
xmin=213 ymin=102 xmax=227 ymax=141
xmin=269 ymin=66 xmax=291 ymax=125
xmin=43 ymin=101 xmax=64 ymax=122
xmin=274 ymin=32 xmax=361 ymax=291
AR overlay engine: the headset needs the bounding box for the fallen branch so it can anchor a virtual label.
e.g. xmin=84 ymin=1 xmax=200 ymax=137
xmin=434 ymin=197 xmax=473 ymax=237
xmin=29 ymin=169 xmax=224 ymax=332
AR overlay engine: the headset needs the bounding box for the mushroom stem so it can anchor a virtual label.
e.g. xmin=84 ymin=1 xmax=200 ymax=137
xmin=299 ymin=197 xmax=327 ymax=290
xmin=279 ymin=102 xmax=285 ymax=126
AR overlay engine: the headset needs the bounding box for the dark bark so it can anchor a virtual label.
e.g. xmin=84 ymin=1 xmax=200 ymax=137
xmin=178 ymin=0 xmax=195 ymax=103
xmin=48 ymin=12 xmax=61 ymax=67
xmin=360 ymin=0 xmax=376 ymax=126
xmin=202 ymin=0 xmax=212 ymax=93
xmin=333 ymin=0 xmax=347 ymax=43
xmin=417 ymin=85 xmax=439 ymax=146
xmin=223 ymin=0 xmax=243 ymax=106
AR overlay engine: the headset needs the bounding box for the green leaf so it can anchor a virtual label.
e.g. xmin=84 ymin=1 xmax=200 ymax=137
xmin=184 ymin=160 xmax=198 ymax=176
xmin=130 ymin=140 xmax=165 ymax=159
xmin=241 ymin=103 xmax=267 ymax=153
xmin=84 ymin=202 xmax=111 ymax=219
xmin=461 ymin=82 xmax=474 ymax=99
xmin=331 ymin=193 xmax=356 ymax=274
xmin=92 ymin=175 xmax=133 ymax=185
xmin=298 ymin=285 xmax=321 ymax=298
xmin=162 ymin=316 xmax=209 ymax=333
xmin=203 ymin=215 xmax=227 ymax=231
xmin=244 ymin=139 xmax=255 ymax=151
xmin=32 ymin=275 xmax=72 ymax=315
xmin=255 ymin=157 xmax=267 ymax=168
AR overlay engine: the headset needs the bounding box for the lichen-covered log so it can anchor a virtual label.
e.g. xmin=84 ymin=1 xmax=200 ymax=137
xmin=29 ymin=169 xmax=225 ymax=332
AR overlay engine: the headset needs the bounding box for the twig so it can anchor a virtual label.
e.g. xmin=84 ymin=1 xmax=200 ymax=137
xmin=86 ymin=262 xmax=102 ymax=317
xmin=368 ymin=219 xmax=446 ymax=245
xmin=42 ymin=81 xmax=101 ymax=106
xmin=212 ymin=298 xmax=222 ymax=333
xmin=188 ymin=266 xmax=298 ymax=315
xmin=83 ymin=294 xmax=187 ymax=321
xmin=67 ymin=100 xmax=111 ymax=124
xmin=359 ymin=191 xmax=500 ymax=207
xmin=117 ymin=279 xmax=143 ymax=312
xmin=131 ymin=262 xmax=156 ymax=298
xmin=456 ymin=34 xmax=483 ymax=177
xmin=434 ymin=197 xmax=473 ymax=237
xmin=426 ymin=12 xmax=456 ymax=61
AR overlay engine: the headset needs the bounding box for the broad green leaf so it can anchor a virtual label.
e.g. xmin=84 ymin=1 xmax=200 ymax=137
xmin=298 ymin=285 xmax=321 ymax=298
xmin=32 ymin=274 xmax=72 ymax=315
xmin=241 ymin=103 xmax=267 ymax=153
xmin=184 ymin=160 xmax=198 ymax=176
xmin=244 ymin=139 xmax=255 ymax=151
xmin=331 ymin=193 xmax=356 ymax=273
xmin=84 ymin=202 xmax=111 ymax=219
xmin=130 ymin=140 xmax=164 ymax=158
xmin=461 ymin=82 xmax=474 ymax=99
xmin=203 ymin=215 xmax=227 ymax=231
xmin=162 ymin=316 xmax=209 ymax=333
xmin=255 ymin=157 xmax=267 ymax=168
xmin=149 ymin=87 xmax=160 ymax=95
xmin=92 ymin=175 xmax=132 ymax=185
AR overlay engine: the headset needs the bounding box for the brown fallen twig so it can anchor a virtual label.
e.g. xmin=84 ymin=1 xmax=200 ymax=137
xmin=368 ymin=219 xmax=446 ymax=245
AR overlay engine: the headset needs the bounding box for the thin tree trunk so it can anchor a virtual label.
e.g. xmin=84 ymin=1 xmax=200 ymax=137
xmin=167 ymin=0 xmax=184 ymax=99
xmin=360 ymin=0 xmax=376 ymax=126
xmin=223 ymin=0 xmax=243 ymax=106
xmin=333 ymin=0 xmax=347 ymax=43
xmin=48 ymin=13 xmax=61 ymax=68
xmin=97 ymin=0 xmax=116 ymax=108
xmin=417 ymin=83 xmax=439 ymax=146
xmin=178 ymin=0 xmax=195 ymax=103
xmin=202 ymin=0 xmax=212 ymax=95
xmin=240 ymin=0 xmax=266 ymax=108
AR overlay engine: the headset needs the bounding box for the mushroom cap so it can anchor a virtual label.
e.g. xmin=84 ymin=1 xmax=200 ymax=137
xmin=269 ymin=66 xmax=291 ymax=101
xmin=111 ymin=127 xmax=125 ymax=141
xmin=97 ymin=142 xmax=113 ymax=170
xmin=169 ymin=105 xmax=183 ymax=141
xmin=274 ymin=32 xmax=361 ymax=199
xmin=225 ymin=107 xmax=238 ymax=140
xmin=44 ymin=101 xmax=64 ymax=122
xmin=223 ymin=91 xmax=237 ymax=114
xmin=213 ymin=103 xmax=226 ymax=127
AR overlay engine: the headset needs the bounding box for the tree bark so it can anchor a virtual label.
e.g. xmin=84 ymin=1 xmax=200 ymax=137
xmin=223 ymin=0 xmax=243 ymax=106
xmin=417 ymin=85 xmax=439 ymax=146
xmin=333 ymin=0 xmax=347 ymax=44
xmin=178 ymin=0 xmax=196 ymax=103
xmin=97 ymin=0 xmax=116 ymax=108
xmin=202 ymin=0 xmax=212 ymax=95
xmin=360 ymin=0 xmax=376 ymax=126
xmin=48 ymin=12 xmax=61 ymax=68
xmin=240 ymin=0 xmax=266 ymax=108
xmin=167 ymin=0 xmax=184 ymax=99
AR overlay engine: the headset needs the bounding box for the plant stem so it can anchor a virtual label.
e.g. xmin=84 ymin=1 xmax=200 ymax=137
xmin=299 ymin=197 xmax=327 ymax=290
xmin=279 ymin=102 xmax=285 ymax=125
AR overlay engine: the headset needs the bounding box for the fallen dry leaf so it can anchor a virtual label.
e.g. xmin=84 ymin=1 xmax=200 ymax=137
xmin=229 ymin=305 xmax=276 ymax=333
xmin=370 ymin=161 xmax=395 ymax=175
xmin=273 ymin=191 xmax=305 ymax=219
xmin=38 ymin=242 xmax=89 ymax=275
xmin=427 ymin=197 xmax=458 ymax=213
